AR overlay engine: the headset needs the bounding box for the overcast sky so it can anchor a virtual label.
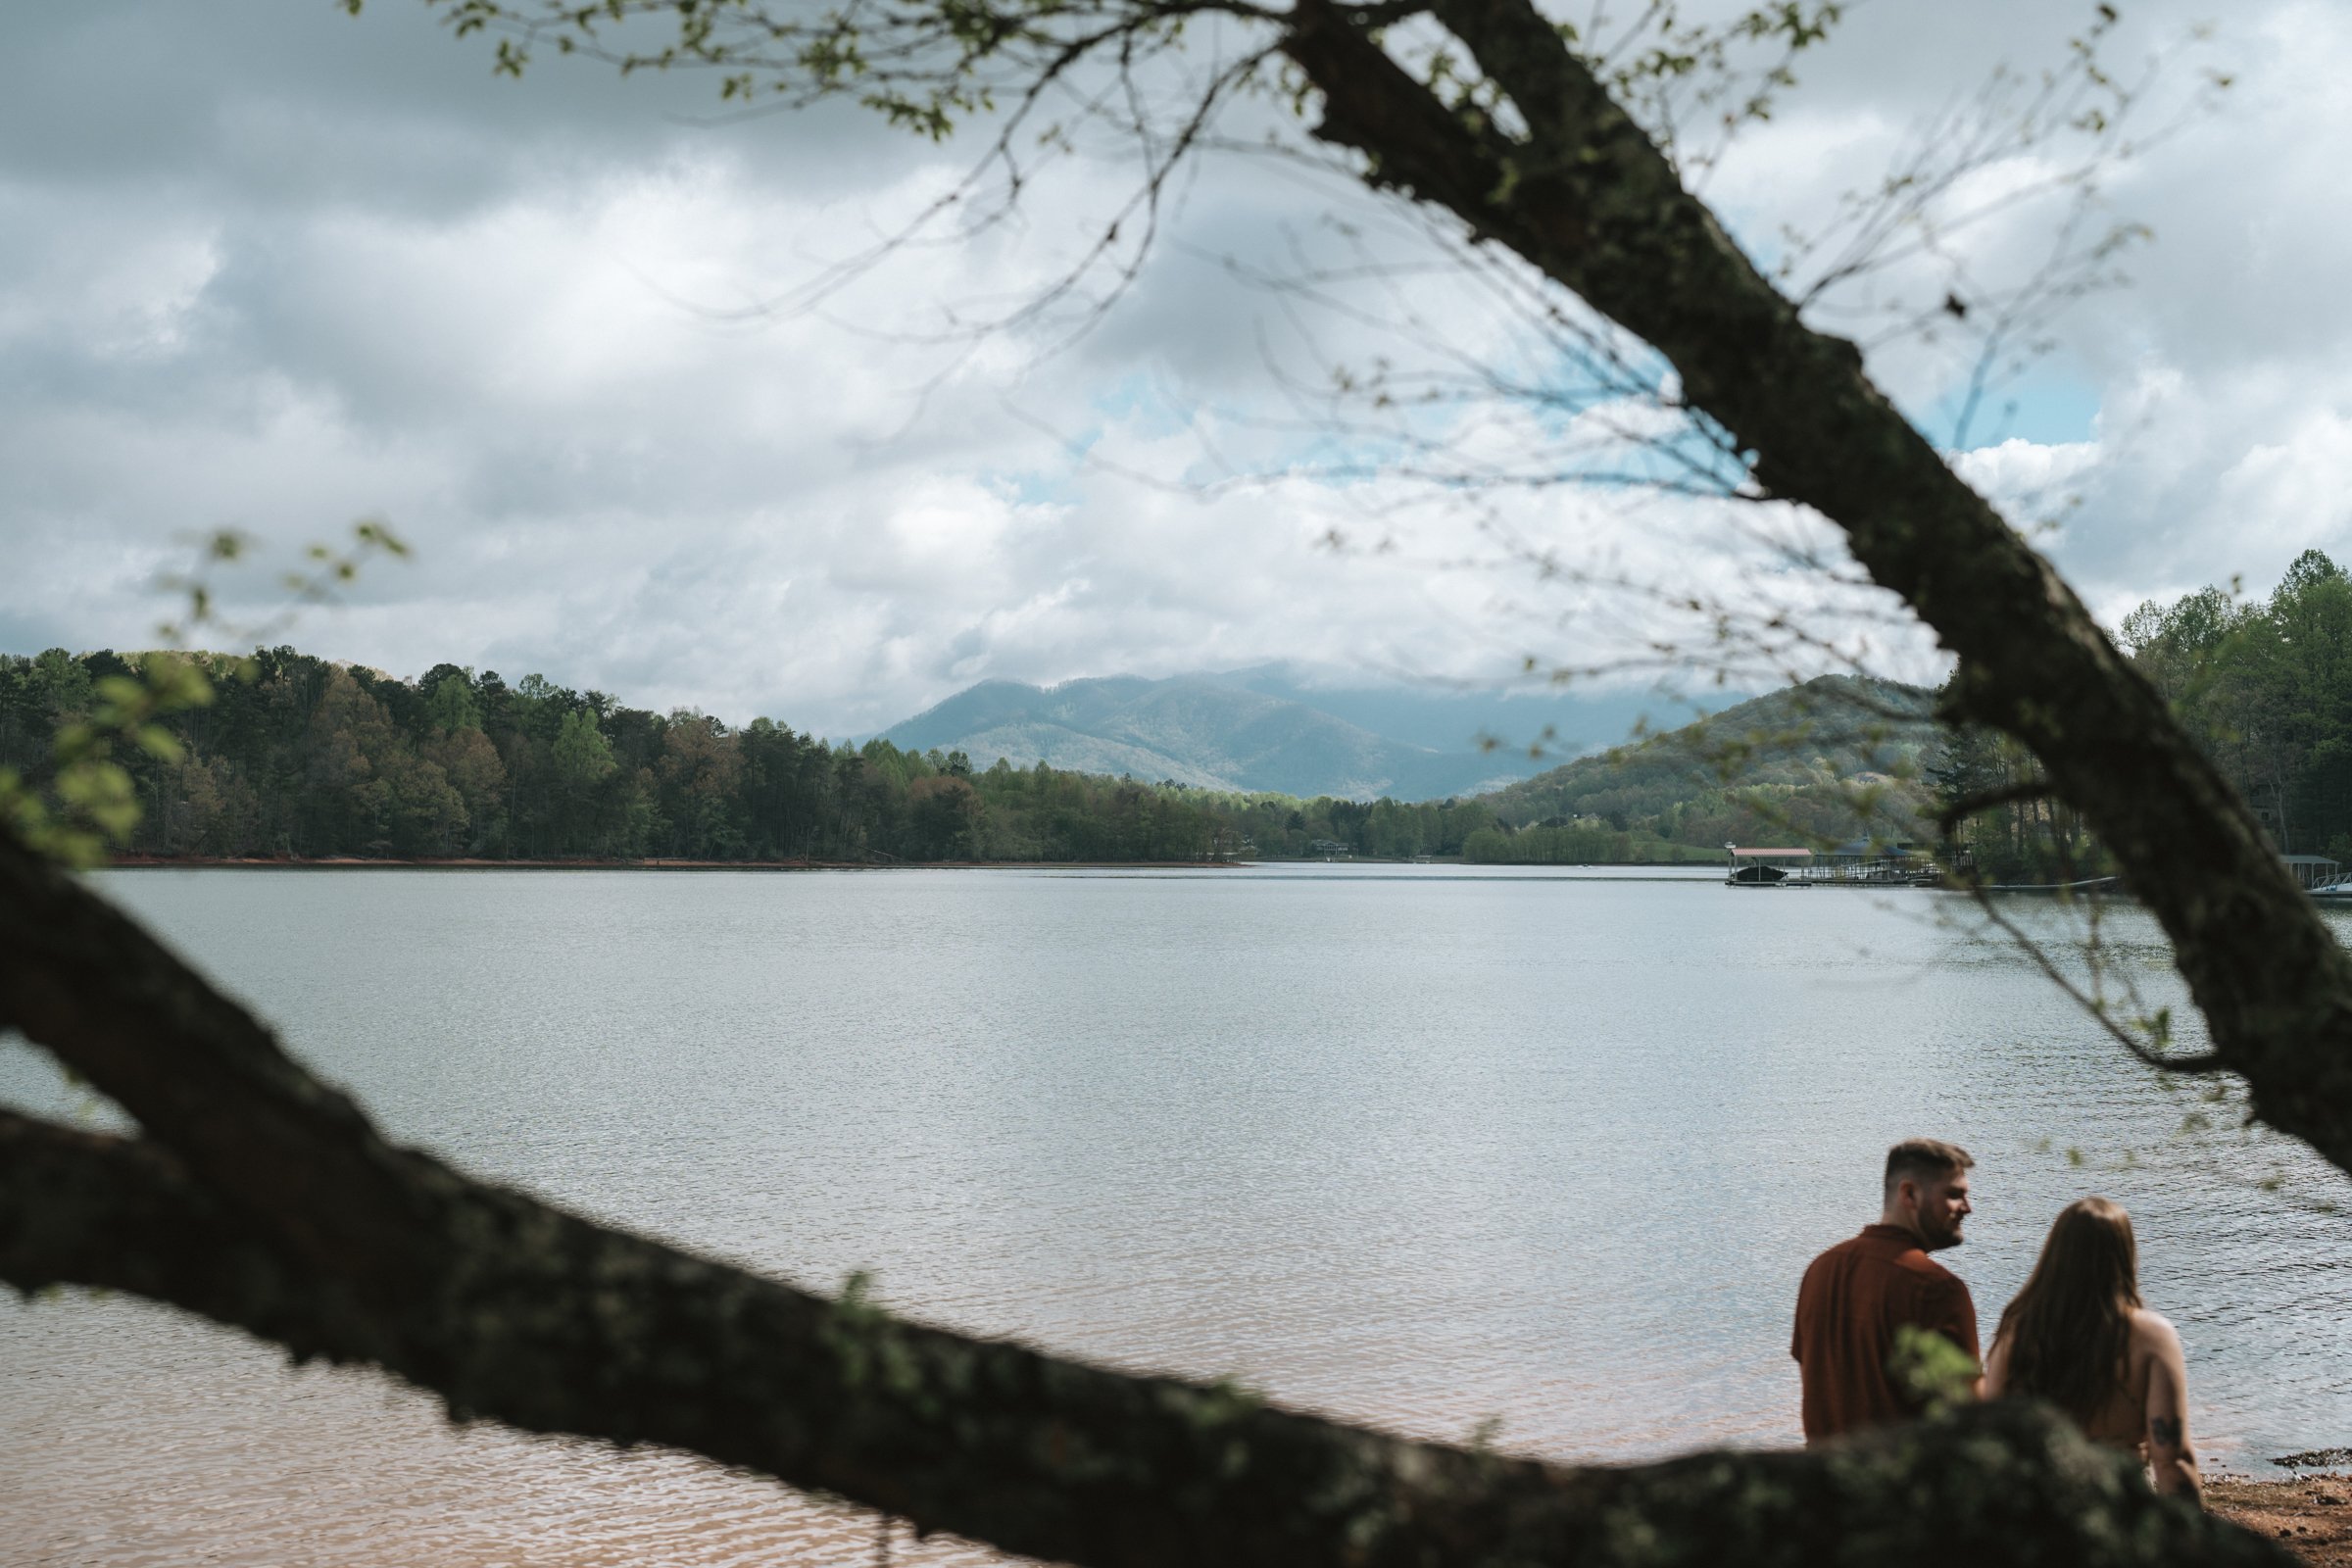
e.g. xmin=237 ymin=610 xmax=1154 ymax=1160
xmin=5 ymin=1 xmax=2348 ymax=735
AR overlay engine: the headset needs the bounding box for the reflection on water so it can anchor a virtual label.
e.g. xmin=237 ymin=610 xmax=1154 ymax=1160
xmin=5 ymin=865 xmax=2348 ymax=1565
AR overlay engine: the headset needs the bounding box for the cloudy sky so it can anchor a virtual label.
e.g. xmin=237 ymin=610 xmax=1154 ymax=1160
xmin=4 ymin=0 xmax=2347 ymax=735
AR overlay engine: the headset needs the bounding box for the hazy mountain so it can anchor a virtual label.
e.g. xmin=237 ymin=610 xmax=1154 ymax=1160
xmin=878 ymin=670 xmax=1674 ymax=801
xmin=1205 ymin=663 xmax=1676 ymax=758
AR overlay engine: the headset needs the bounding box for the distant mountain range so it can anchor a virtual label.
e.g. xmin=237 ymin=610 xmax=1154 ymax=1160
xmin=877 ymin=666 xmax=1687 ymax=802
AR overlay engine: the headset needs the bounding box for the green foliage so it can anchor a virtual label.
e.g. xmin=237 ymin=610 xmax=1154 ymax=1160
xmin=413 ymin=0 xmax=1135 ymax=145
xmin=1462 ymin=823 xmax=1718 ymax=865
xmin=1482 ymin=675 xmax=1935 ymax=857
xmin=553 ymin=709 xmax=617 ymax=785
xmin=0 ymin=520 xmax=424 ymax=864
xmin=0 ymin=651 xmax=219 ymax=866
xmin=404 ymin=0 xmax=1853 ymax=172
xmin=427 ymin=672 xmax=484 ymax=734
xmin=1887 ymin=1323 xmax=1980 ymax=1415
xmin=0 ymin=644 xmax=1509 ymax=864
xmin=1931 ymin=547 xmax=2352 ymax=880
xmin=1593 ymin=1 xmax=1848 ymax=163
xmin=1924 ymin=698 xmax=2100 ymax=884
xmin=0 ymin=608 xmax=2047 ymax=881
xmin=2120 ymin=549 xmax=2352 ymax=861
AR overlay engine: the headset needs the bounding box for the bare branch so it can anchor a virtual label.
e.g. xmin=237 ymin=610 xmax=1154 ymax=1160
xmin=1952 ymin=887 xmax=2230 ymax=1076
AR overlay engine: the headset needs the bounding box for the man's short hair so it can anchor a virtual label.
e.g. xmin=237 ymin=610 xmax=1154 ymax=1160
xmin=1884 ymin=1138 xmax=1974 ymax=1195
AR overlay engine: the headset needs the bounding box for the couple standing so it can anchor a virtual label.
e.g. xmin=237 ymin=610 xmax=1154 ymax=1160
xmin=1791 ymin=1138 xmax=2202 ymax=1503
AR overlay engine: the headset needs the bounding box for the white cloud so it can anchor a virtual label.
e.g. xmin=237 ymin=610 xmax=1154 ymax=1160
xmin=5 ymin=0 xmax=2352 ymax=732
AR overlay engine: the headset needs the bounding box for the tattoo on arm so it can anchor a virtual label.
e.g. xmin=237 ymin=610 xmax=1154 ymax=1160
xmin=2151 ymin=1415 xmax=2183 ymax=1448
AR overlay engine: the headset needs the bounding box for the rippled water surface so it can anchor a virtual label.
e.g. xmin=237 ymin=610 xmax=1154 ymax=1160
xmin=6 ymin=865 xmax=2351 ymax=1565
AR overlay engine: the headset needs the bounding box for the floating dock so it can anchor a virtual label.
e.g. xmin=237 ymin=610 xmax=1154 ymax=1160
xmin=1724 ymin=844 xmax=1937 ymax=889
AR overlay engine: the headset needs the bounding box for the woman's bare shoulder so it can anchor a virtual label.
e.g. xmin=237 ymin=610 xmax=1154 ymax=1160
xmin=2129 ymin=1308 xmax=2184 ymax=1355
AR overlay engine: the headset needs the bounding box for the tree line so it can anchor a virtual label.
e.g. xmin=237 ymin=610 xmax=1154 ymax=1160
xmin=21 ymin=615 xmax=2340 ymax=877
xmin=1927 ymin=548 xmax=2352 ymax=882
xmin=0 ymin=646 xmax=1501 ymax=863
xmin=2121 ymin=548 xmax=2352 ymax=862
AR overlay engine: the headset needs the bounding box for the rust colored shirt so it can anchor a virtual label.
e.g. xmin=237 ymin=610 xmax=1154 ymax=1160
xmin=1790 ymin=1224 xmax=1980 ymax=1444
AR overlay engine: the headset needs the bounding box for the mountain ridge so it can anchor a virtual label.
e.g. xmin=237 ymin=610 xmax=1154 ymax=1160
xmin=880 ymin=671 xmax=1574 ymax=801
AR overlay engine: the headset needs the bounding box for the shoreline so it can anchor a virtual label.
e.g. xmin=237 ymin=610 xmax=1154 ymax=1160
xmin=99 ymin=855 xmax=1250 ymax=872
xmin=2212 ymin=1477 xmax=2352 ymax=1561
xmin=95 ymin=855 xmax=1730 ymax=872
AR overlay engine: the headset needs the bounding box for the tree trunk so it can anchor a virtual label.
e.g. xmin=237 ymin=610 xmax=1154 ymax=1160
xmin=1281 ymin=0 xmax=2352 ymax=1167
xmin=5 ymin=4 xmax=2344 ymax=1561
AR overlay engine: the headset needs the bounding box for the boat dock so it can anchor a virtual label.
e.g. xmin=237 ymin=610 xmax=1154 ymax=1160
xmin=1724 ymin=843 xmax=1936 ymax=888
xmin=1727 ymin=845 xmax=2351 ymax=897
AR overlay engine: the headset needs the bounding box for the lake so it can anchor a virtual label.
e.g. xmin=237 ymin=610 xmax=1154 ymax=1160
xmin=4 ymin=865 xmax=2348 ymax=1566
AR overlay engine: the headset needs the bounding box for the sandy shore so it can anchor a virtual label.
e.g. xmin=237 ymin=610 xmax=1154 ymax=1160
xmin=2213 ymin=1478 xmax=2352 ymax=1561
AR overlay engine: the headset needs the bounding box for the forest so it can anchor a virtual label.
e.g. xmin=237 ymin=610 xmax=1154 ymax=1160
xmin=0 ymin=646 xmax=1500 ymax=864
xmin=1469 ymin=674 xmax=1937 ymax=864
xmin=1469 ymin=564 xmax=2352 ymax=881
xmin=14 ymin=591 xmax=2343 ymax=873
xmin=1921 ymin=548 xmax=2352 ymax=882
xmin=2119 ymin=548 xmax=2352 ymax=862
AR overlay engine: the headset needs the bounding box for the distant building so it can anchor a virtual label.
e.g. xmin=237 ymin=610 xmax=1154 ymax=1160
xmin=2282 ymin=854 xmax=2342 ymax=891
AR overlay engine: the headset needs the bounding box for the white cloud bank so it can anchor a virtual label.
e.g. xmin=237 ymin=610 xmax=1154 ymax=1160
xmin=4 ymin=0 xmax=2352 ymax=731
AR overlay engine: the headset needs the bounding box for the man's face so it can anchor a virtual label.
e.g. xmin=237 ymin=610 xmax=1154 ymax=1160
xmin=1908 ymin=1170 xmax=1972 ymax=1250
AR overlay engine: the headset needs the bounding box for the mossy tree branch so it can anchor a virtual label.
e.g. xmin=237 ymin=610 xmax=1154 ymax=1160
xmin=0 ymin=831 xmax=2285 ymax=1566
xmin=4 ymin=4 xmax=2339 ymax=1562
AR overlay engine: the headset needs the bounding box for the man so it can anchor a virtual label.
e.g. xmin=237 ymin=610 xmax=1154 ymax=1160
xmin=1792 ymin=1138 xmax=1980 ymax=1444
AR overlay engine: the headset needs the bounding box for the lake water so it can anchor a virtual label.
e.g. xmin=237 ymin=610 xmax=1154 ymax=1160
xmin=5 ymin=865 xmax=2350 ymax=1566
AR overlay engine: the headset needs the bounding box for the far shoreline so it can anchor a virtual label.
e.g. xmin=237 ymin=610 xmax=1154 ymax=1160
xmin=101 ymin=855 xmax=1249 ymax=872
xmin=96 ymin=855 xmax=1729 ymax=872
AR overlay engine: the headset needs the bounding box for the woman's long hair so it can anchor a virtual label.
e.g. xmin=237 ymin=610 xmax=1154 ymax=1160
xmin=1993 ymin=1197 xmax=2141 ymax=1427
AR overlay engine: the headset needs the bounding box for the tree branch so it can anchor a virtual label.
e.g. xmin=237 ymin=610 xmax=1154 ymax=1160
xmin=0 ymin=831 xmax=2284 ymax=1566
xmin=1279 ymin=0 xmax=2352 ymax=1172
xmin=0 ymin=1110 xmax=338 ymax=1339
xmin=6 ymin=8 xmax=2330 ymax=1562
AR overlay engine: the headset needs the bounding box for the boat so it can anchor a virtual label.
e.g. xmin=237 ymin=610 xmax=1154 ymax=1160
xmin=1724 ymin=845 xmax=1815 ymax=888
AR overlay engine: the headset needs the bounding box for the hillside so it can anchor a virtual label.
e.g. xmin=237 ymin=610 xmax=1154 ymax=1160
xmin=879 ymin=673 xmax=1554 ymax=801
xmin=1474 ymin=674 xmax=1936 ymax=855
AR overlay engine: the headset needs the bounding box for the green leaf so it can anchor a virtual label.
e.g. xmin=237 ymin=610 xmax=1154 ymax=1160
xmin=132 ymin=725 xmax=186 ymax=763
xmin=1888 ymin=1323 xmax=1979 ymax=1412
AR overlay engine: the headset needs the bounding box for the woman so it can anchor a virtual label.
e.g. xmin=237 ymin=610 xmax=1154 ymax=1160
xmin=1984 ymin=1197 xmax=2202 ymax=1504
